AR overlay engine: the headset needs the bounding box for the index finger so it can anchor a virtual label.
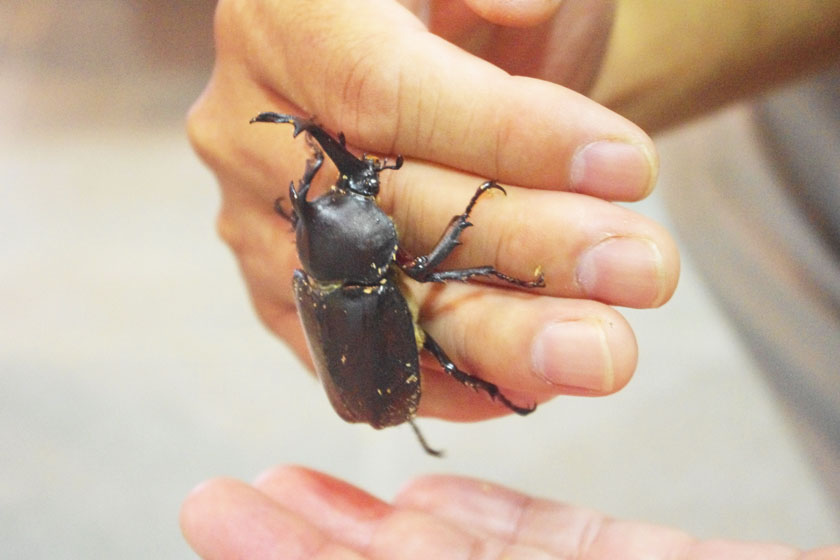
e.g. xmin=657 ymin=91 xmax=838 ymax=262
xmin=217 ymin=0 xmax=656 ymax=200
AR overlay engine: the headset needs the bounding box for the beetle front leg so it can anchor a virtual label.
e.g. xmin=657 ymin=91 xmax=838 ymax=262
xmin=423 ymin=332 xmax=535 ymax=416
xmin=294 ymin=146 xmax=324 ymax=204
xmin=275 ymin=146 xmax=324 ymax=225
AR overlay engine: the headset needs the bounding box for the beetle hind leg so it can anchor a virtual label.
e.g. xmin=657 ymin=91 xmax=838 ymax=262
xmin=423 ymin=333 xmax=535 ymax=416
xmin=408 ymin=418 xmax=443 ymax=457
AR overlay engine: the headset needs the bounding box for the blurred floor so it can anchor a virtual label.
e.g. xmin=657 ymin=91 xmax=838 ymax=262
xmin=1 ymin=2 xmax=838 ymax=558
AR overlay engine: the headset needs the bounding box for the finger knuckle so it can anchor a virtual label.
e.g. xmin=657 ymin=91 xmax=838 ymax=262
xmin=215 ymin=207 xmax=245 ymax=252
xmin=212 ymin=0 xmax=248 ymax=52
xmin=329 ymin=43 xmax=403 ymax=151
xmin=186 ymin=97 xmax=225 ymax=169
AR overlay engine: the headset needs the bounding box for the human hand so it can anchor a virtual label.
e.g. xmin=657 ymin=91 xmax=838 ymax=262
xmin=181 ymin=466 xmax=838 ymax=559
xmin=405 ymin=0 xmax=617 ymax=93
xmin=188 ymin=0 xmax=680 ymax=421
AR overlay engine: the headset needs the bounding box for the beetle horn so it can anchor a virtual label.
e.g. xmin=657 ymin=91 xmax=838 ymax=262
xmin=250 ymin=112 xmax=368 ymax=177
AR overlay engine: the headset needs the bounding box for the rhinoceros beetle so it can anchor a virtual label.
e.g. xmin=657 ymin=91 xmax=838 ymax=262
xmin=250 ymin=112 xmax=544 ymax=456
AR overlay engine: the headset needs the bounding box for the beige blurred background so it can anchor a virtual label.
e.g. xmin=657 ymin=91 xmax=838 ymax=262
xmin=1 ymin=1 xmax=837 ymax=558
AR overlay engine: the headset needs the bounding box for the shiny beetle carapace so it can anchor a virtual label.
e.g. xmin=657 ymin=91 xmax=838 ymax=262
xmin=251 ymin=112 xmax=544 ymax=456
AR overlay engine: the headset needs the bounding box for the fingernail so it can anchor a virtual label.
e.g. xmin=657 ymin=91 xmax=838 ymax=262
xmin=576 ymin=237 xmax=664 ymax=307
xmin=570 ymin=141 xmax=657 ymax=198
xmin=531 ymin=321 xmax=614 ymax=393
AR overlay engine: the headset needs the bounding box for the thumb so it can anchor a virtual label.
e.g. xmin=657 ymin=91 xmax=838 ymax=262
xmin=462 ymin=0 xmax=566 ymax=27
xmin=428 ymin=0 xmax=616 ymax=92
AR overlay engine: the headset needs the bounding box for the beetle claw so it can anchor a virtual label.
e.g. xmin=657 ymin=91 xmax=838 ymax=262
xmin=464 ymin=181 xmax=506 ymax=216
xmin=502 ymin=399 xmax=537 ymax=416
xmin=378 ymin=155 xmax=404 ymax=171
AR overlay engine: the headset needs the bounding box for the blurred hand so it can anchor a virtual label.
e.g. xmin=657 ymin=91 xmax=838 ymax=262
xmin=188 ymin=0 xmax=680 ymax=421
xmin=407 ymin=0 xmax=617 ymax=92
xmin=181 ymin=466 xmax=839 ymax=559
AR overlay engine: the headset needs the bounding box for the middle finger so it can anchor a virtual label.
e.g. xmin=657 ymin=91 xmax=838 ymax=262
xmin=379 ymin=160 xmax=679 ymax=309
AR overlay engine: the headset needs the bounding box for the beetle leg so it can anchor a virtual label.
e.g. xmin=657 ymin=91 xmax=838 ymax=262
xmin=398 ymin=181 xmax=545 ymax=288
xmin=283 ymin=145 xmax=324 ymax=220
xmin=299 ymin=144 xmax=325 ymax=198
xmin=416 ymin=266 xmax=545 ymax=287
xmin=377 ymin=155 xmax=404 ymax=171
xmin=408 ymin=417 xmax=443 ymax=457
xmin=423 ymin=332 xmax=535 ymax=416
xmin=399 ymin=182 xmax=500 ymax=276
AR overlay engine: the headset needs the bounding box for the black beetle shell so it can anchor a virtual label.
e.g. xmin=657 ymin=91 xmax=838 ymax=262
xmin=296 ymin=190 xmax=398 ymax=284
xmin=293 ymin=269 xmax=420 ymax=428
xmin=250 ymin=112 xmax=542 ymax=455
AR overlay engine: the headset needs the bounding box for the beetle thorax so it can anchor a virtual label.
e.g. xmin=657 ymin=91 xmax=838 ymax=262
xmin=296 ymin=189 xmax=398 ymax=284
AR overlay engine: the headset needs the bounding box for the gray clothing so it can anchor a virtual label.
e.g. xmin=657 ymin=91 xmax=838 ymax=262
xmin=663 ymin=66 xmax=840 ymax=505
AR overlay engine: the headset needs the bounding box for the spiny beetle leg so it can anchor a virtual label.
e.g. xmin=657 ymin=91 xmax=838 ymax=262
xmin=378 ymin=155 xmax=404 ymax=171
xmin=421 ymin=266 xmax=545 ymax=287
xmin=465 ymin=180 xmax=506 ymax=214
xmin=398 ymin=180 xmax=545 ymax=288
xmin=423 ymin=332 xmax=535 ymax=416
xmin=276 ymin=146 xmax=325 ymax=224
xmin=408 ymin=417 xmax=443 ymax=457
xmin=299 ymin=147 xmax=325 ymax=194
xmin=399 ymin=181 xmax=504 ymax=278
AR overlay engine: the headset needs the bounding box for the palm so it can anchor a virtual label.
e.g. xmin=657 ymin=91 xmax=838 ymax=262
xmin=181 ymin=467 xmax=837 ymax=560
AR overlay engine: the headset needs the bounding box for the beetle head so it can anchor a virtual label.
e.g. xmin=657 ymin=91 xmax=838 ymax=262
xmin=250 ymin=112 xmax=403 ymax=197
xmin=337 ymin=155 xmax=403 ymax=197
xmin=337 ymin=157 xmax=380 ymax=196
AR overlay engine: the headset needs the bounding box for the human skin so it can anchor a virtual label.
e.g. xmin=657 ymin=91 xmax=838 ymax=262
xmin=180 ymin=466 xmax=840 ymax=560
xmin=590 ymin=0 xmax=840 ymax=131
xmin=188 ymin=1 xmax=840 ymax=418
xmin=183 ymin=1 xmax=840 ymax=557
xmin=187 ymin=0 xmax=680 ymax=420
